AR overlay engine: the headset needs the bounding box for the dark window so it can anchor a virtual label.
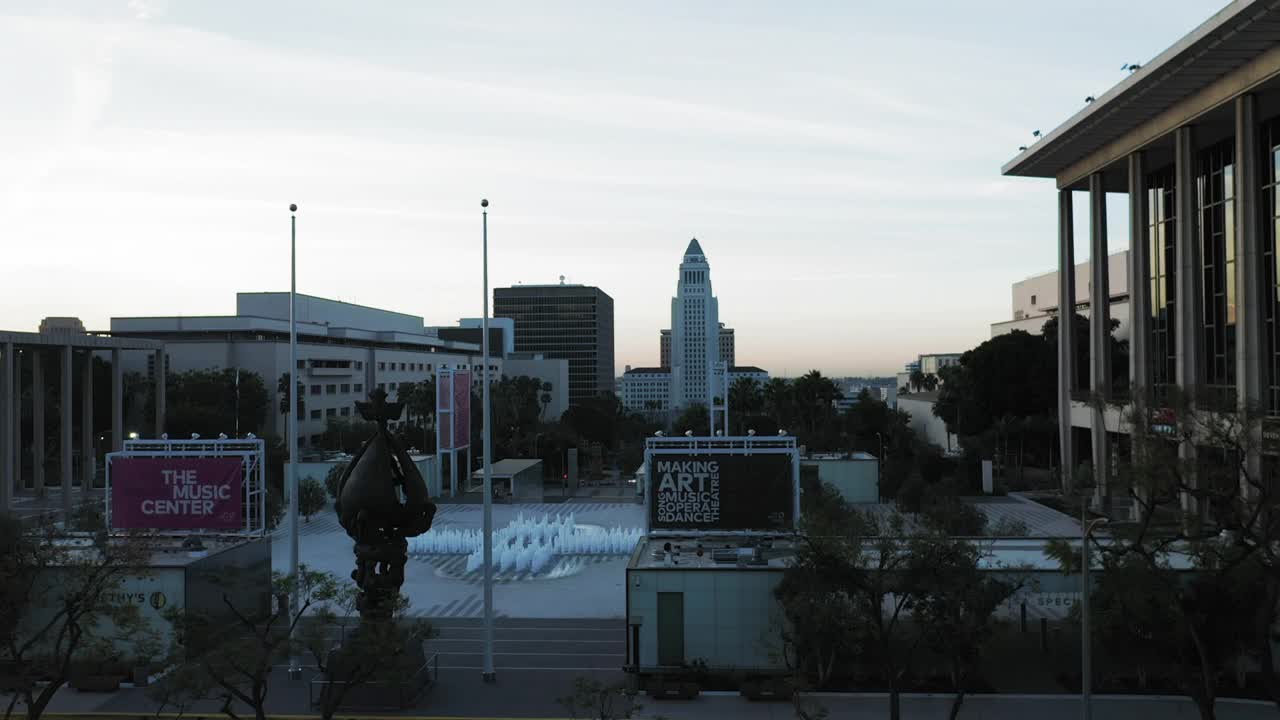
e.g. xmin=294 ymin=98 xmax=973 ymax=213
xmin=296 ymin=360 xmax=305 ymax=369
xmin=1030 ymin=294 xmax=1037 ymax=306
xmin=1264 ymin=119 xmax=1280 ymax=415
xmin=340 ymin=407 xmax=350 ymax=417
xmin=326 ymin=384 xmax=337 ymax=394
xmin=1148 ymin=166 xmax=1177 ymax=397
xmin=355 ymin=361 xmax=363 ymax=370
xmin=340 ymin=383 xmax=350 ymax=393
xmin=1198 ymin=140 xmax=1236 ymax=402
xmin=310 ymin=409 xmax=321 ymax=420
xmin=310 ymin=384 xmax=321 ymax=395
xmin=378 ymin=362 xmax=386 ymax=370
xmin=354 ymin=383 xmax=363 ymax=393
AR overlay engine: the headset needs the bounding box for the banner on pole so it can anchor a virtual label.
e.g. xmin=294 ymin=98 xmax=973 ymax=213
xmin=453 ymin=370 xmax=471 ymax=450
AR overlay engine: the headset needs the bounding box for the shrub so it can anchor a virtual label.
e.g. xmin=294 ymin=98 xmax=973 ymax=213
xmin=324 ymin=462 xmax=349 ymax=500
xmin=298 ymin=478 xmax=327 ymax=523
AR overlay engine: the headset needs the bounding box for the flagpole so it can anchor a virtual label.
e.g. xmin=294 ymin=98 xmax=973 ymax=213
xmin=481 ymin=198 xmax=495 ymax=682
xmin=287 ymin=203 xmax=301 ymax=680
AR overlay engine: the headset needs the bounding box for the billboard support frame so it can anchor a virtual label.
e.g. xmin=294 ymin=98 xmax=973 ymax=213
xmin=643 ymin=435 xmax=799 ymax=537
xmin=436 ymin=369 xmax=472 ymax=497
xmin=107 ymin=437 xmax=267 ymax=537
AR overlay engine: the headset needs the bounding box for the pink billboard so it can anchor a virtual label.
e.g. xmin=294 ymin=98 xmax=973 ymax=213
xmin=111 ymin=457 xmax=244 ymax=530
xmin=452 ymin=370 xmax=471 ymax=450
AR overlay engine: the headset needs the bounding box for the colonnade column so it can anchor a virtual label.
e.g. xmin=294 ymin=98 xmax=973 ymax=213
xmin=154 ymin=349 xmax=165 ymax=438
xmin=1058 ymin=189 xmax=1077 ymax=491
xmin=111 ymin=348 xmax=123 ymax=453
xmin=32 ymin=351 xmax=43 ymax=495
xmin=1174 ymin=125 xmax=1201 ymax=516
xmin=1089 ymin=172 xmax=1112 ymax=505
xmin=61 ymin=345 xmax=73 ymax=519
xmin=1234 ymin=94 xmax=1264 ymax=495
xmin=1128 ymin=153 xmax=1151 ymax=397
xmin=1 ymin=343 xmax=11 ymax=511
xmin=81 ymin=350 xmax=94 ymax=497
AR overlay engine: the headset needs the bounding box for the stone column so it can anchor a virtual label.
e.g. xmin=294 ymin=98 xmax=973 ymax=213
xmin=81 ymin=350 xmax=94 ymax=495
xmin=1058 ymin=189 xmax=1077 ymax=492
xmin=1234 ymin=94 xmax=1264 ymax=496
xmin=13 ymin=350 xmax=20 ymax=492
xmin=61 ymin=345 xmax=73 ymax=519
xmin=1174 ymin=125 xmax=1201 ymax=516
xmin=111 ymin=348 xmax=123 ymax=453
xmin=1128 ymin=152 xmax=1151 ymax=396
xmin=32 ymin=351 xmax=43 ymax=495
xmin=1089 ymin=173 xmax=1112 ymax=505
xmin=154 ymin=349 xmax=166 ymax=438
xmin=1 ymin=342 xmax=12 ymax=511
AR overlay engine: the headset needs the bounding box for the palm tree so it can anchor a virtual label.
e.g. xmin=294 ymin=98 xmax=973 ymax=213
xmin=540 ymin=382 xmax=552 ymax=420
xmin=763 ymin=378 xmax=792 ymax=427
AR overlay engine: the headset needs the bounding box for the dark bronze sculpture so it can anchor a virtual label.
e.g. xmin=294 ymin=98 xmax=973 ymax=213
xmin=334 ymin=389 xmax=437 ymax=621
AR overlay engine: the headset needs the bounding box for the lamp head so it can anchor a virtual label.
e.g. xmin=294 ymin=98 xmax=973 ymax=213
xmin=289 ymin=203 xmax=297 ymax=212
xmin=480 ymin=199 xmax=489 ymax=208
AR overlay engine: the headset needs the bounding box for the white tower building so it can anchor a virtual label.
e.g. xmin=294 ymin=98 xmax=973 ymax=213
xmin=670 ymin=238 xmax=719 ymax=411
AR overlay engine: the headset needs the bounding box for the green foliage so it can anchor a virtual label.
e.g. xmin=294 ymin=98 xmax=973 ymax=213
xmin=0 ymin=517 xmax=155 ymax=720
xmin=919 ymin=480 xmax=987 ymax=536
xmin=151 ymin=566 xmax=340 ymax=720
xmin=671 ymin=403 xmax=709 ymax=436
xmin=165 ymin=368 xmax=271 ymax=437
xmin=298 ymin=478 xmax=327 ymax=523
xmin=324 ymin=462 xmax=349 ymax=500
xmin=556 ymin=675 xmax=641 ymax=720
xmin=318 ymin=418 xmax=378 ymax=454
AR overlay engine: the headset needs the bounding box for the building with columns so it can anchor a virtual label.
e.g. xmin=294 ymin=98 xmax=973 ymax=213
xmin=1001 ymin=1 xmax=1280 ymax=503
xmin=0 ymin=325 xmax=165 ymax=518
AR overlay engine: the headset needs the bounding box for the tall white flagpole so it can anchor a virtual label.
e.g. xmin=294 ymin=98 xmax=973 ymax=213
xmin=481 ymin=199 xmax=495 ymax=682
xmin=287 ymin=203 xmax=301 ymax=679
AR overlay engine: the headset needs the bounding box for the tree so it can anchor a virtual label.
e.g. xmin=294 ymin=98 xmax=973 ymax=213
xmin=762 ymin=378 xmax=794 ymax=428
xmin=298 ymin=478 xmax=327 ymax=523
xmin=152 ymin=566 xmax=338 ymax=720
xmin=277 ymin=372 xmax=304 ymax=421
xmin=1043 ymin=386 xmax=1280 ymax=719
xmin=728 ymin=377 xmax=764 ymax=432
xmin=0 ymin=514 xmax=155 ymax=720
xmin=297 ymin=587 xmax=435 ymax=720
xmin=324 ymin=462 xmax=349 ymax=500
xmin=164 ymin=369 xmax=271 ymax=438
xmin=556 ymin=675 xmax=642 ymax=720
xmin=913 ymin=538 xmax=1018 ymax=720
xmin=671 ymin=403 xmax=709 ymax=436
xmin=777 ymin=495 xmax=943 ymax=720
xmin=909 ymin=369 xmax=925 ymax=393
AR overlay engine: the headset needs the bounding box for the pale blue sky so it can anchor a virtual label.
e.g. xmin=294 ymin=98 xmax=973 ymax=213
xmin=0 ymin=1 xmax=1220 ymax=375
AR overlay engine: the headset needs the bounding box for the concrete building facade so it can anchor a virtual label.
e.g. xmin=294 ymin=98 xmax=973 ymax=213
xmin=493 ymin=283 xmax=615 ymax=407
xmin=619 ymin=365 xmax=769 ymax=415
xmin=669 ymin=239 xmax=719 ymax=410
xmin=660 ymin=324 xmax=734 ymax=369
xmin=1001 ymin=0 xmax=1280 ymax=501
xmin=992 ymin=250 xmax=1131 ymax=340
xmin=111 ymin=293 xmax=502 ymax=446
xmin=0 ymin=326 xmax=164 ymax=517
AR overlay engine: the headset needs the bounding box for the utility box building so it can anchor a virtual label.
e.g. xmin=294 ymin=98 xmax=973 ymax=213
xmin=626 ymin=436 xmax=798 ymax=678
xmin=803 ymin=452 xmax=879 ymax=504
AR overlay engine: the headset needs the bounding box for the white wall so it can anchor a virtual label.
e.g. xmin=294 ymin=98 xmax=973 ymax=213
xmin=898 ymin=396 xmax=956 ymax=451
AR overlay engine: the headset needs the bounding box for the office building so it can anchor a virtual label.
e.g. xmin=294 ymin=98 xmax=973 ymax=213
xmin=619 ymin=365 xmax=768 ymax=414
xmin=991 ymin=250 xmax=1131 ymax=340
xmin=660 ymin=324 xmax=734 ymax=369
xmin=669 ymin=239 xmax=719 ymax=409
xmin=896 ymin=353 xmax=962 ymax=392
xmin=111 ymin=293 xmax=502 ymax=445
xmin=493 ymin=282 xmax=615 ymax=406
xmin=1000 ymin=0 xmax=1280 ymax=498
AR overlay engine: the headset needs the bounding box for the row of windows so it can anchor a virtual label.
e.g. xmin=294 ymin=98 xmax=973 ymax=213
xmin=297 ymin=359 xmax=362 ymax=370
xmin=310 ymin=383 xmax=364 ymax=395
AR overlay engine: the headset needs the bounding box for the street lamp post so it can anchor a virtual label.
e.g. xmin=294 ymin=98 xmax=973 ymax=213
xmin=287 ymin=203 xmax=301 ymax=681
xmin=1080 ymin=496 xmax=1108 ymax=720
xmin=875 ymin=431 xmax=884 ymax=488
xmin=480 ymin=199 xmax=496 ymax=683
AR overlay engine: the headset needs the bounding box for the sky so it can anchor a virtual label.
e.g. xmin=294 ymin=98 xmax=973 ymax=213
xmin=0 ymin=1 xmax=1223 ymax=376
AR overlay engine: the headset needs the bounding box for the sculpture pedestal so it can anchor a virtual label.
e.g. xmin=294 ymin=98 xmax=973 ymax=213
xmin=312 ymin=627 xmax=433 ymax=711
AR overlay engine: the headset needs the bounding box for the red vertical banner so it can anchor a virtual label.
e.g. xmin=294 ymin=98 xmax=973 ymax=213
xmin=453 ymin=370 xmax=471 ymax=450
xmin=437 ymin=371 xmax=454 ymax=450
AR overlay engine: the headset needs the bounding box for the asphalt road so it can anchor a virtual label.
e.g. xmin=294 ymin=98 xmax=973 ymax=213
xmin=426 ymin=616 xmax=627 ymax=672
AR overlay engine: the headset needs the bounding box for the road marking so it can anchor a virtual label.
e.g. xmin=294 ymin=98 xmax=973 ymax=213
xmin=433 ymin=651 xmax=625 ymax=657
xmin=432 ymin=638 xmax=623 ymax=644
